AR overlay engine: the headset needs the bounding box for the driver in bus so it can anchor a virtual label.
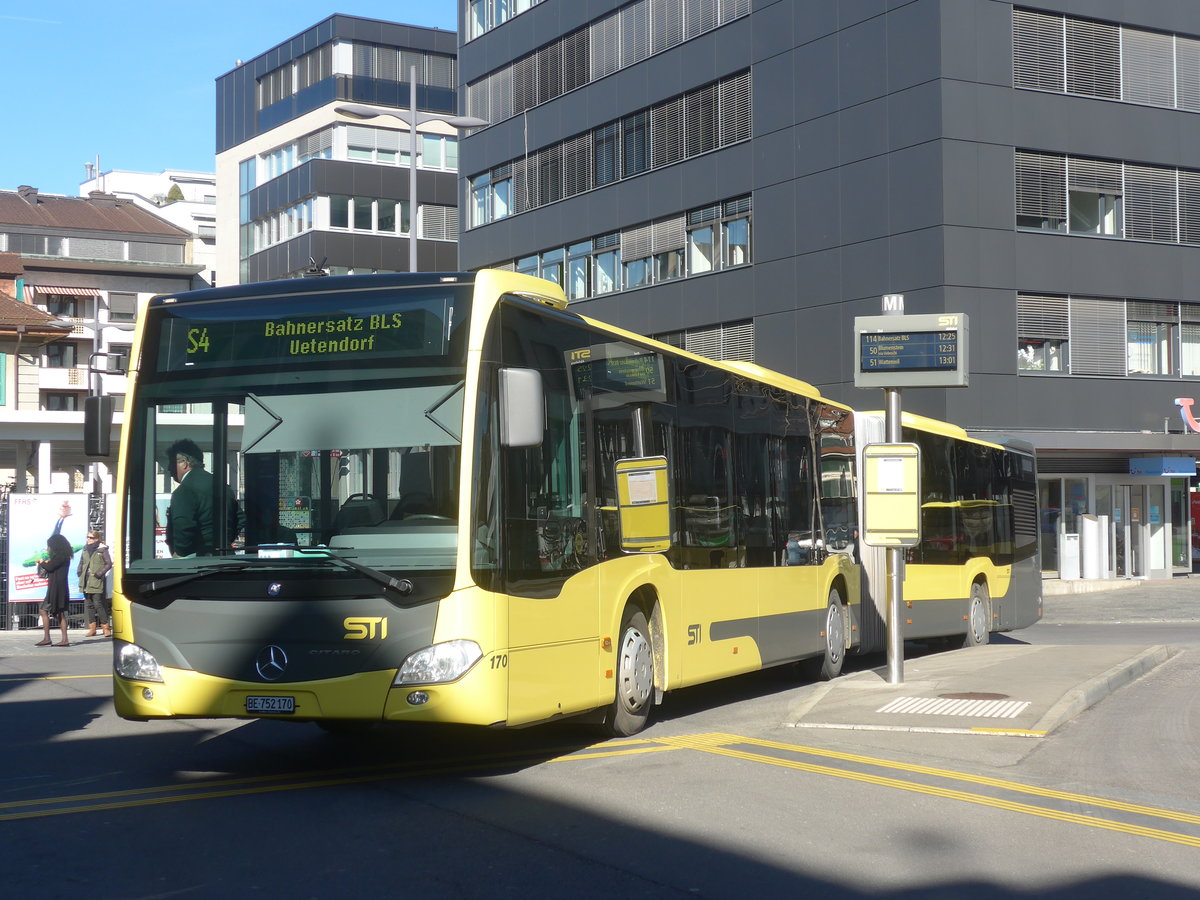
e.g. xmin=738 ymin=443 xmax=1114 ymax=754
xmin=165 ymin=439 xmax=241 ymax=557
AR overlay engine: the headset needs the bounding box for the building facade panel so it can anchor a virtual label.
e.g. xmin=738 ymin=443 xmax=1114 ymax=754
xmin=459 ymin=0 xmax=1200 ymax=580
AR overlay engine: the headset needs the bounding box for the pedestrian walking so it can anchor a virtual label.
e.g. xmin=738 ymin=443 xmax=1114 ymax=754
xmin=78 ymin=530 xmax=113 ymax=637
xmin=35 ymin=533 xmax=74 ymax=647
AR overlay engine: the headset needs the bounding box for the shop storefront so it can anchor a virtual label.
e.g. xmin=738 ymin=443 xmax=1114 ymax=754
xmin=978 ymin=429 xmax=1199 ymax=583
xmin=1038 ymin=464 xmax=1193 ymax=580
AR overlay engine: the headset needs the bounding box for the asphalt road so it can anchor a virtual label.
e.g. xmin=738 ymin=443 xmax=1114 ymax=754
xmin=3 ymin=580 xmax=1200 ymax=898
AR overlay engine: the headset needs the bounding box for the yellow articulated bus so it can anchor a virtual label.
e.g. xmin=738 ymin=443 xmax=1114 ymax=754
xmin=93 ymin=270 xmax=1037 ymax=736
xmin=851 ymin=413 xmax=1042 ymax=654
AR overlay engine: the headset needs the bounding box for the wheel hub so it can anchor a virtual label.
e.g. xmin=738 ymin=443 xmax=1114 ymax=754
xmin=618 ymin=628 xmax=653 ymax=711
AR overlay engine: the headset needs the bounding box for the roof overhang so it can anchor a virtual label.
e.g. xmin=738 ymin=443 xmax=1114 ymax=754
xmin=0 ymin=322 xmax=75 ymax=353
xmin=21 ymin=255 xmax=205 ymax=278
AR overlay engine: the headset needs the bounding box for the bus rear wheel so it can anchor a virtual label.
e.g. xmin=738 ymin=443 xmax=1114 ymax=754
xmin=963 ymin=582 xmax=991 ymax=648
xmin=603 ymin=608 xmax=654 ymax=737
xmin=801 ymin=587 xmax=846 ymax=681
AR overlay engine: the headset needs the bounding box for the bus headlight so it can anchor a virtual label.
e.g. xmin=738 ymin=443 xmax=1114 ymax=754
xmin=395 ymin=640 xmax=482 ymax=685
xmin=115 ymin=642 xmax=164 ymax=683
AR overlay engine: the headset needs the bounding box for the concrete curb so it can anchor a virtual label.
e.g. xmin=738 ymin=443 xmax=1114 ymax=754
xmin=1030 ymin=645 xmax=1176 ymax=735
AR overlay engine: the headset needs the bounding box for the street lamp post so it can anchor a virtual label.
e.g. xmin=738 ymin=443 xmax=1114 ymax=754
xmin=335 ymin=74 xmax=488 ymax=273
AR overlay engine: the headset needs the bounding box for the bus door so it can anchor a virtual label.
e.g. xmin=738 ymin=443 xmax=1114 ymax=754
xmin=501 ymin=360 xmax=600 ymax=726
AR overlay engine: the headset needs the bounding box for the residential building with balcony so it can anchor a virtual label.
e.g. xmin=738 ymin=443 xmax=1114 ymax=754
xmin=214 ymin=15 xmax=460 ymax=283
xmin=457 ymin=0 xmax=1200 ymax=581
xmin=0 ymin=186 xmax=204 ymax=492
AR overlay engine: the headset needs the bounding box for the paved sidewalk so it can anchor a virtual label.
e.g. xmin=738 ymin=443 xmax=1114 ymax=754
xmin=783 ymin=576 xmax=1199 ymax=737
xmin=1040 ymin=575 xmax=1200 ymax=624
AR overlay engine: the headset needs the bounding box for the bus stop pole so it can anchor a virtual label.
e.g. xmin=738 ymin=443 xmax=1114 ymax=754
xmin=885 ymin=386 xmax=904 ymax=685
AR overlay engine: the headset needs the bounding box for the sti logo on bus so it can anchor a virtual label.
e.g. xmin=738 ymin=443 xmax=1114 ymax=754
xmin=344 ymin=617 xmax=389 ymax=640
xmin=570 ymin=349 xmax=592 ymax=361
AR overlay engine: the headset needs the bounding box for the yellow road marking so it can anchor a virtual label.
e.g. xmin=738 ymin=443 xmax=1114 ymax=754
xmin=0 ymin=742 xmax=678 ymax=821
xmin=652 ymin=733 xmax=1200 ymax=846
xmin=693 ymin=733 xmax=1200 ymax=827
xmin=5 ymin=727 xmax=1198 ymax=850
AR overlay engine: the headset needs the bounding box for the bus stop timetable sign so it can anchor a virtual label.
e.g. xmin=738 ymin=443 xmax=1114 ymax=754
xmin=854 ymin=313 xmax=969 ymax=388
xmin=861 ymin=443 xmax=922 ymax=548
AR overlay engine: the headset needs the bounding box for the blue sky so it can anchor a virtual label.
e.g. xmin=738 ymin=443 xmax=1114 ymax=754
xmin=2 ymin=1 xmax=458 ymax=197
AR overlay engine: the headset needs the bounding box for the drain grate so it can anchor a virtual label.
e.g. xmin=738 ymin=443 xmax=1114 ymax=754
xmin=876 ymin=696 xmax=1032 ymax=718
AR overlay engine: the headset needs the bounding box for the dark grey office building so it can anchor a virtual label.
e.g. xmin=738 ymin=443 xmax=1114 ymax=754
xmin=457 ymin=0 xmax=1200 ymax=581
xmin=215 ymin=16 xmax=459 ymax=284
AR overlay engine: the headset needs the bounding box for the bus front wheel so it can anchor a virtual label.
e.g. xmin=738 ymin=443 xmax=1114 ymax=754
xmin=801 ymin=587 xmax=846 ymax=681
xmin=963 ymin=582 xmax=991 ymax=648
xmin=604 ymin=608 xmax=654 ymax=737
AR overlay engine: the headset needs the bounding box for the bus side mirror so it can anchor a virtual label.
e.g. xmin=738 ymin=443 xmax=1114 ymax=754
xmin=498 ymin=367 xmax=544 ymax=447
xmin=84 ymin=395 xmax=114 ymax=457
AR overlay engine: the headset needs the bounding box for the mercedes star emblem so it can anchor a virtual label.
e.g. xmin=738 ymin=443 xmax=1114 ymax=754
xmin=255 ymin=645 xmax=288 ymax=681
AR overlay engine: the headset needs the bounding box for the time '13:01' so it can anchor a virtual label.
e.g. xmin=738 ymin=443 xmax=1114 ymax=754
xmin=187 ymin=327 xmax=211 ymax=354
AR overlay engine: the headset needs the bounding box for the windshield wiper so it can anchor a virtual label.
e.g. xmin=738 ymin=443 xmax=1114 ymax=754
xmin=137 ymin=551 xmax=415 ymax=603
xmin=140 ymin=562 xmax=262 ymax=599
xmin=293 ymin=547 xmax=416 ymax=601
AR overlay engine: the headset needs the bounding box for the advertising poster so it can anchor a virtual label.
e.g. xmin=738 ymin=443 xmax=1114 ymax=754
xmin=7 ymin=494 xmax=90 ymax=603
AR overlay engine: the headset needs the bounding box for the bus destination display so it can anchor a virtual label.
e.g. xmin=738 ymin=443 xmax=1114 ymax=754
xmin=157 ymin=299 xmax=449 ymax=372
xmin=859 ymin=331 xmax=958 ymax=372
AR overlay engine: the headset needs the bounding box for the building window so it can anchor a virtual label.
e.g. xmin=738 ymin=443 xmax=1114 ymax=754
xmin=654 ymin=319 xmax=755 ymax=363
xmin=467 ymin=72 xmax=750 ymax=225
xmin=470 ymin=174 xmax=490 ymax=228
xmin=45 ymin=341 xmax=78 ymax=368
xmin=688 ymin=223 xmax=716 ymax=275
xmin=622 ymin=111 xmax=650 ymax=178
xmin=623 ymin=256 xmax=650 ymax=290
xmin=566 ymin=241 xmax=591 ymax=301
xmin=1017 ymin=149 xmax=1200 ymax=246
xmin=1068 ymin=158 xmax=1123 ymax=236
xmin=723 ymin=215 xmax=750 ymax=267
xmin=466 ymin=0 xmax=749 ymax=119
xmin=1182 ymin=320 xmax=1200 ymax=376
xmin=44 ymin=296 xmax=79 ymax=318
xmin=1014 ymin=7 xmax=1200 ymax=115
xmin=42 ymin=392 xmax=82 ymax=411
xmin=1127 ymin=301 xmax=1177 ymax=375
xmin=1015 ymin=150 xmax=1067 ymax=232
xmin=484 ymin=196 xmax=751 ymax=301
xmin=540 ymin=248 xmax=564 ymax=287
xmin=422 ymin=135 xmax=458 ymax=170
xmin=592 ymin=237 xmax=619 ymax=296
xmin=1018 ymin=339 xmax=1067 ymax=372
xmin=108 ymin=292 xmax=137 ymax=323
xmin=1017 ymin=293 xmax=1070 ymax=373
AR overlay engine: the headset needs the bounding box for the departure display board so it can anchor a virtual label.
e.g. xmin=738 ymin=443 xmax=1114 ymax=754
xmin=859 ymin=331 xmax=958 ymax=372
xmin=854 ymin=313 xmax=969 ymax=389
xmin=156 ymin=297 xmax=450 ymax=372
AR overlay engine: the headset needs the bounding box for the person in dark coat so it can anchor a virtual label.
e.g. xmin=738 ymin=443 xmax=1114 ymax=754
xmin=35 ymin=532 xmax=74 ymax=647
xmin=166 ymin=439 xmax=217 ymax=557
xmin=166 ymin=439 xmax=243 ymax=556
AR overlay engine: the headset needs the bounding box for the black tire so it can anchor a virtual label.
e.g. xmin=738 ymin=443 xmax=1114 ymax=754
xmin=962 ymin=581 xmax=991 ymax=648
xmin=801 ymin=587 xmax=846 ymax=681
xmin=603 ymin=608 xmax=655 ymax=737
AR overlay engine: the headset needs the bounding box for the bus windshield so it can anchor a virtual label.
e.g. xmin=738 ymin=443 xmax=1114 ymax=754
xmin=123 ymin=282 xmax=472 ymax=576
